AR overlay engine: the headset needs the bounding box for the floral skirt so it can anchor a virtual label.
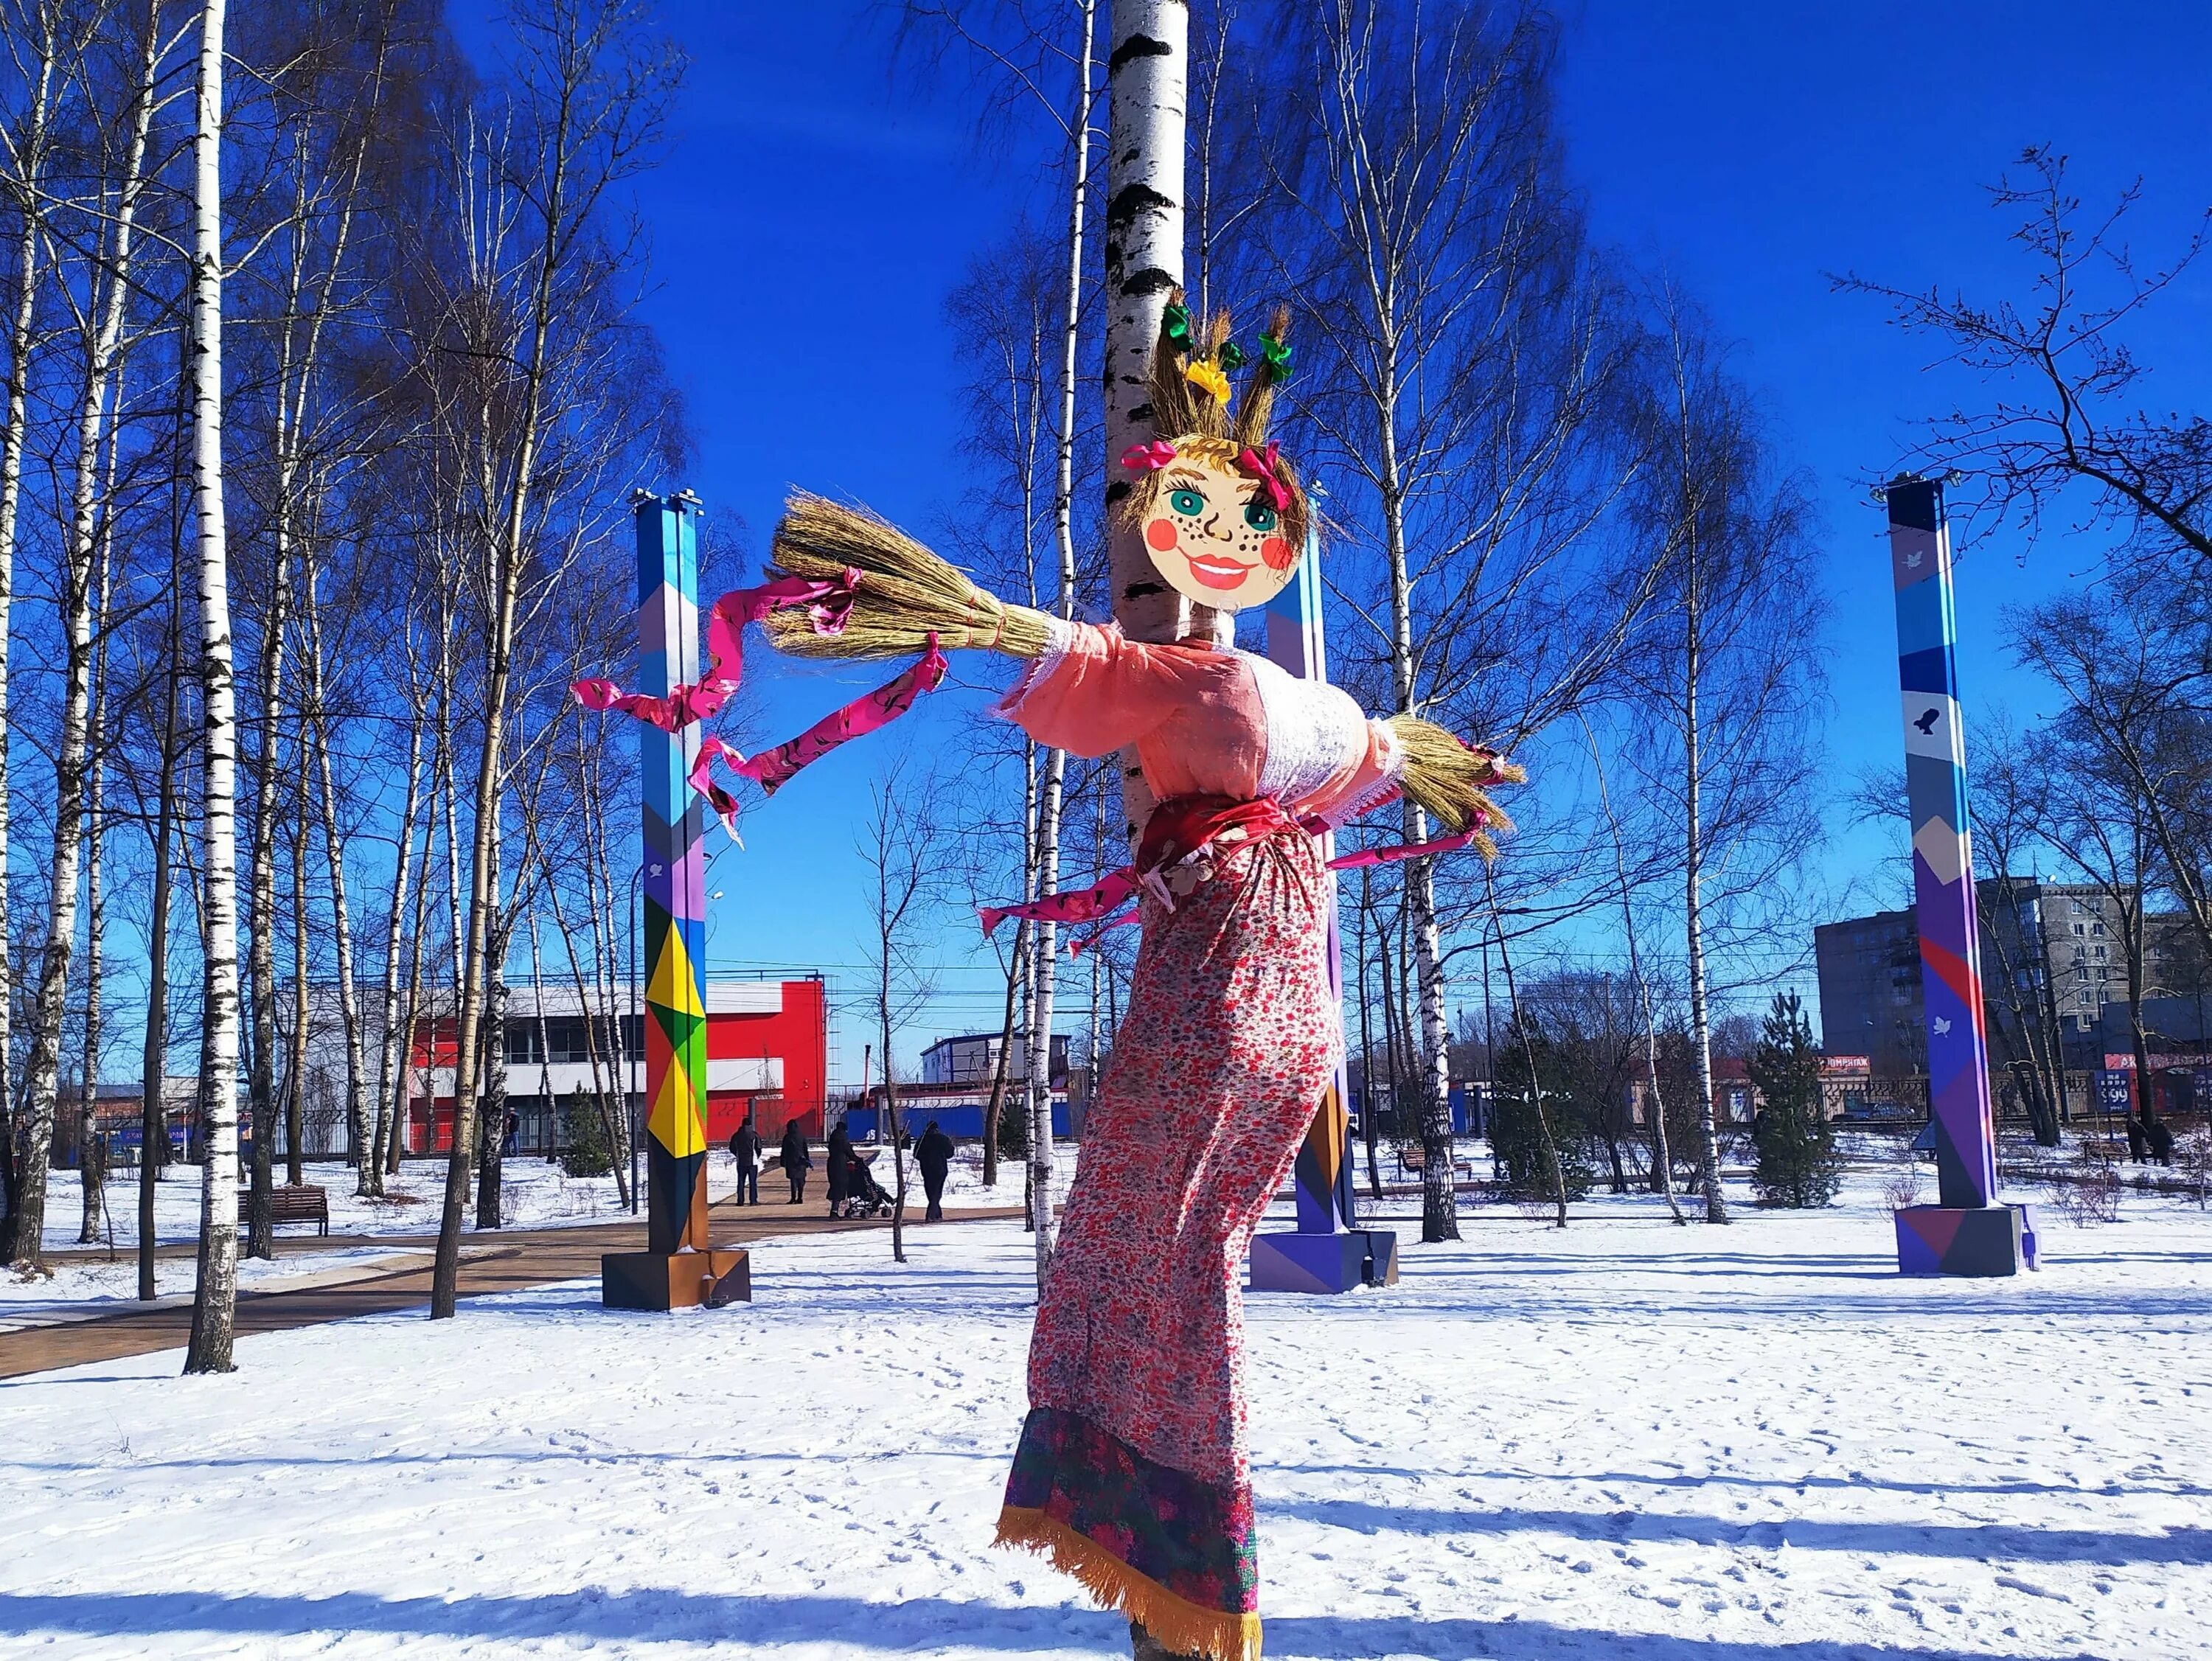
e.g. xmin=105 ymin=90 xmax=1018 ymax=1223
xmin=995 ymin=828 xmax=1338 ymax=1661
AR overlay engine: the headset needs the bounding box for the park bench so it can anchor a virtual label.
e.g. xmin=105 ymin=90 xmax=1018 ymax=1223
xmin=2079 ymin=1138 xmax=2126 ymax=1163
xmin=236 ymin=1183 xmax=330 ymax=1236
xmin=1396 ymin=1143 xmax=1475 ymax=1183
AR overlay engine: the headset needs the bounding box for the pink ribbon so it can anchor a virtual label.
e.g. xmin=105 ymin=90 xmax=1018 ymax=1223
xmin=978 ymin=811 xmax=1476 ymax=936
xmin=1068 ymin=908 xmax=1141 ymax=958
xmin=689 ymin=637 xmax=950 ymax=837
xmin=1236 ymin=443 xmax=1293 ymax=512
xmin=573 ymin=573 xmax=943 ymax=842
xmin=571 ymin=571 xmax=860 ymax=734
xmin=1120 ymin=440 xmax=1179 ymax=473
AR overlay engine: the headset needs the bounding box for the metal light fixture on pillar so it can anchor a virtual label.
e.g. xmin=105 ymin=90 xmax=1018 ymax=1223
xmin=1883 ymin=473 xmax=2035 ymax=1277
xmin=601 ymin=490 xmax=751 ymax=1309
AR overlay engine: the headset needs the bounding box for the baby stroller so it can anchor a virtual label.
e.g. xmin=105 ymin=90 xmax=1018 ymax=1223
xmin=838 ymin=1148 xmax=897 ymax=1219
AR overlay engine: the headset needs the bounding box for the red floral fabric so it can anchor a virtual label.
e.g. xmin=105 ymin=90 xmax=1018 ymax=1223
xmin=1001 ymin=820 xmax=1338 ymax=1631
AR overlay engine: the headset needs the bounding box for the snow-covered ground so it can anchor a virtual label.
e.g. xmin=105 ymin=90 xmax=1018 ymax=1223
xmin=11 ymin=1143 xmax=1015 ymax=1317
xmin=5 ymin=1171 xmax=2208 ymax=1659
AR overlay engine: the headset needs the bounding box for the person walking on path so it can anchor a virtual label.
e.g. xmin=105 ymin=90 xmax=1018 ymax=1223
xmin=2145 ymin=1115 xmax=2175 ymax=1168
xmin=826 ymin=1121 xmax=854 ymax=1219
xmin=918 ymin=1120 xmax=956 ymax=1221
xmin=728 ymin=1115 xmax=762 ymax=1205
xmin=779 ymin=1120 xmax=812 ymax=1205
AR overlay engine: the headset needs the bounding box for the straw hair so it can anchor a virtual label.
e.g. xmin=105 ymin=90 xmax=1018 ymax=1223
xmin=1137 ymin=292 xmax=1308 ymax=555
xmin=1231 ymin=303 xmax=1291 ymax=449
xmin=1386 ymin=714 xmax=1526 ymax=857
xmin=767 ymin=492 xmax=1050 ymax=661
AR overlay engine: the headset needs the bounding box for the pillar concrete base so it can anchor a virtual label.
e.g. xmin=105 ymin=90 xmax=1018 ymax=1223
xmin=1251 ymin=1230 xmax=1398 ymax=1294
xmin=1894 ymin=1204 xmax=2034 ymax=1277
xmin=602 ymin=1247 xmax=751 ymax=1310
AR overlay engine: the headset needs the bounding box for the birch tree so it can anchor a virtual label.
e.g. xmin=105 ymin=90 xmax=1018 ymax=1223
xmin=184 ymin=0 xmax=243 ymax=1375
xmin=420 ymin=0 xmax=681 ymax=1317
xmin=1625 ymin=297 xmax=1826 ymax=1225
xmin=1262 ymin=1 xmax=1648 ymax=1242
xmin=7 ymin=0 xmax=167 ymax=1266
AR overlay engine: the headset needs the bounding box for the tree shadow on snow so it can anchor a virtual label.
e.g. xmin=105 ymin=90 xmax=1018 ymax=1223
xmin=1274 ymin=1497 xmax=2212 ymax=1567
xmin=0 ymin=1589 xmax=2055 ymax=1660
xmin=1262 ymin=1463 xmax=2212 ymax=1502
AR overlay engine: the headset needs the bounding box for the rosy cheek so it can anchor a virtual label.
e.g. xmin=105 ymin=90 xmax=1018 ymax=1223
xmin=1260 ymin=535 xmax=1295 ymax=571
xmin=1145 ymin=518 xmax=1180 ymax=552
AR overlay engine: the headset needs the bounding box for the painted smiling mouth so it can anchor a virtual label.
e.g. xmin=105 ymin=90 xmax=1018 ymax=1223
xmin=1183 ymin=551 xmax=1253 ymax=590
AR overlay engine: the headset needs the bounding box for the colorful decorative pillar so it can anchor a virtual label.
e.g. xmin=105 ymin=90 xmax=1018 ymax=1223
xmin=603 ymin=490 xmax=750 ymax=1309
xmin=1885 ymin=474 xmax=2033 ymax=1277
xmin=1249 ymin=536 xmax=1399 ymax=1294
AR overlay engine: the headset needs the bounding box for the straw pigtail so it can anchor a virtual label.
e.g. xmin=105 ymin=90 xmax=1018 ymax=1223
xmin=1147 ymin=291 xmax=1202 ymax=440
xmin=1234 ymin=304 xmax=1292 ymax=449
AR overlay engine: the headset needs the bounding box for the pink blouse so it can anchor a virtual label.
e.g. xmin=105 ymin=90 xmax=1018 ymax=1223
xmin=996 ymin=620 xmax=1402 ymax=827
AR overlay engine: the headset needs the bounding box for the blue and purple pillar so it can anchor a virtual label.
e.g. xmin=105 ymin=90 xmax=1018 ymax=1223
xmin=1248 ymin=536 xmax=1399 ymax=1294
xmin=1885 ymin=474 xmax=2033 ymax=1276
xmin=603 ymin=490 xmax=750 ymax=1309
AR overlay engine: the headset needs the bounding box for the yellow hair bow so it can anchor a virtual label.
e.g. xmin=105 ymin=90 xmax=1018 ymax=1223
xmin=1184 ymin=359 xmax=1231 ymax=404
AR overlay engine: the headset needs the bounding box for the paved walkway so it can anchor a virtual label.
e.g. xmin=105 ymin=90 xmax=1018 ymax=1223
xmin=0 ymin=1202 xmax=1020 ymax=1382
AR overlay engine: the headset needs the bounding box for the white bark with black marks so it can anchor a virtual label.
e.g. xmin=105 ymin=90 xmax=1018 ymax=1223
xmin=185 ymin=0 xmax=242 ymax=1375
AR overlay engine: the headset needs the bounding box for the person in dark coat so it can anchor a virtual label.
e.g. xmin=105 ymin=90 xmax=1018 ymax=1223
xmin=917 ymin=1120 xmax=956 ymax=1222
xmin=2126 ymin=1114 xmax=2149 ymax=1163
xmin=778 ymin=1121 xmax=812 ymax=1204
xmin=2144 ymin=1115 xmax=2175 ymax=1167
xmin=728 ymin=1115 xmax=762 ymax=1205
xmin=826 ymin=1121 xmax=854 ymax=1217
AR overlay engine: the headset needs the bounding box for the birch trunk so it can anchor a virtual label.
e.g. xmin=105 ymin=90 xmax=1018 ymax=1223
xmin=1587 ymin=724 xmax=1684 ymax=1222
xmin=528 ymin=908 xmax=555 ymax=1158
xmin=302 ymin=555 xmax=369 ymax=1185
xmin=1103 ymin=0 xmax=1194 ymax=849
xmin=287 ymin=762 xmax=311 ymax=1185
xmin=142 ymin=568 xmax=184 ymax=1298
xmin=368 ymin=700 xmax=426 ymax=1190
xmin=1371 ymin=345 xmax=1461 ymax=1242
xmin=0 ymin=0 xmax=66 ymax=1232
xmin=981 ymin=917 xmax=1027 ymax=1188
xmin=1023 ymin=0 xmax=1102 ymax=1283
xmin=7 ymin=1 xmax=161 ymax=1265
xmin=1683 ymin=559 xmax=1727 ymax=1224
xmin=474 ymin=812 xmax=509 ymax=1229
xmin=185 ymin=0 xmax=243 ymax=1373
xmin=392 ymin=807 xmax=434 ymax=1175
xmin=77 ymin=523 xmax=116 ymax=1244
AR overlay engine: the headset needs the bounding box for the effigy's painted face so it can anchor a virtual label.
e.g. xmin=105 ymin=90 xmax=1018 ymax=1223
xmin=1141 ymin=452 xmax=1300 ymax=613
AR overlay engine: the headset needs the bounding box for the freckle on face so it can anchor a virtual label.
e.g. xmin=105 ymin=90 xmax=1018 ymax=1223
xmin=1145 ymin=518 xmax=1180 ymax=552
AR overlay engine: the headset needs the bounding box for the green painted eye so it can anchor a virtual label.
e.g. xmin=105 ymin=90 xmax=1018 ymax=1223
xmin=1243 ymin=503 xmax=1279 ymax=532
xmin=1169 ymin=488 xmax=1206 ymax=516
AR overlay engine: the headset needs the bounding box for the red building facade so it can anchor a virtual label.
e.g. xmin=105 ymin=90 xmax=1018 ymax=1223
xmin=406 ymin=978 xmax=829 ymax=1155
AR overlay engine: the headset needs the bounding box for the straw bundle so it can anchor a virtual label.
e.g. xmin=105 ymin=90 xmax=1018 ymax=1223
xmin=1385 ymin=714 xmax=1527 ymax=857
xmin=768 ymin=492 xmax=1050 ymax=661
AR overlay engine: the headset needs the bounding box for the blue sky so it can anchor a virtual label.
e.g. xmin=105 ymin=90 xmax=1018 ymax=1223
xmin=456 ymin=1 xmax=2209 ymax=1082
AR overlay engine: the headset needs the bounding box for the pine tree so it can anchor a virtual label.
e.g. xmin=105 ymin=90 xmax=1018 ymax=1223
xmin=1748 ymin=992 xmax=1841 ymax=1208
xmin=1489 ymin=1014 xmax=1595 ymax=1203
xmin=560 ymin=1090 xmax=611 ymax=1180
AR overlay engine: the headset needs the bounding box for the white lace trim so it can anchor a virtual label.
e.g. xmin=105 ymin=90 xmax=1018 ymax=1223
xmin=1324 ymin=720 xmax=1404 ymax=827
xmin=1244 ymin=650 xmax=1368 ymax=806
xmin=992 ymin=616 xmax=1080 ymax=721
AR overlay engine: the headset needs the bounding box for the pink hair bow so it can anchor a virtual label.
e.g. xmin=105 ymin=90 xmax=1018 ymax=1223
xmin=1237 ymin=443 xmax=1293 ymax=512
xmin=1120 ymin=440 xmax=1179 ymax=473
